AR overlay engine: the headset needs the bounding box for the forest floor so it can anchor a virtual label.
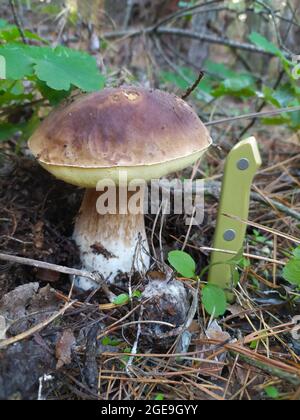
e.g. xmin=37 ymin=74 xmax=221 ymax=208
xmin=1 ymin=129 xmax=299 ymax=400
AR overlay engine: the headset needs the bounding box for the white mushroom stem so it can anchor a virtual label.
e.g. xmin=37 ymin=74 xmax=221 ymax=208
xmin=73 ymin=188 xmax=150 ymax=290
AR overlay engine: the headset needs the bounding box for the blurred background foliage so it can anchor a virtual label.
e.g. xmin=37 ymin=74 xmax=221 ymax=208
xmin=0 ymin=0 xmax=299 ymax=145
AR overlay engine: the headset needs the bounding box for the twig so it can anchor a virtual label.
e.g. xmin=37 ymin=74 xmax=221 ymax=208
xmin=157 ymin=27 xmax=277 ymax=55
xmin=254 ymin=0 xmax=293 ymax=56
xmin=172 ymin=237 xmax=286 ymax=265
xmin=195 ymin=338 xmax=300 ymax=385
xmin=123 ymin=0 xmax=134 ymax=30
xmin=98 ymin=320 xmax=176 ymax=341
xmin=9 ymin=0 xmax=28 ymax=44
xmin=0 ymin=300 xmax=75 ymax=349
xmin=0 ymin=252 xmax=92 ymax=279
xmin=160 ymin=179 xmax=300 ymax=221
xmin=152 ymin=0 xmax=224 ymax=30
xmin=250 ymin=191 xmax=300 ymax=222
xmin=205 ymin=105 xmax=300 ymax=127
xmin=239 ymin=69 xmax=285 ymax=137
xmin=231 ymin=351 xmax=300 ymax=386
xmin=0 ymin=99 xmax=47 ymax=119
xmin=102 ymin=26 xmax=283 ymax=56
xmin=126 ymin=307 xmax=143 ymax=374
xmin=181 ymin=71 xmax=205 ymax=100
xmin=0 ymin=252 xmax=115 ymax=301
xmin=223 ymin=214 xmax=300 ymax=245
xmin=154 ymin=37 xmax=191 ymax=85
xmin=199 ymin=247 xmax=286 ymax=266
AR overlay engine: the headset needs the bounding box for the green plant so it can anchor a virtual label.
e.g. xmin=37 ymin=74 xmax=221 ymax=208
xmin=202 ymin=284 xmax=227 ymax=318
xmin=113 ymin=290 xmax=142 ymax=306
xmin=252 ymin=229 xmax=273 ymax=246
xmin=101 ymin=336 xmax=121 ymax=347
xmin=265 ymin=386 xmax=280 ymax=400
xmin=160 ymin=33 xmax=300 ymax=131
xmin=283 ymin=247 xmax=300 ymax=288
xmin=168 ymin=250 xmax=197 ymax=279
xmin=0 ymin=19 xmax=105 ymax=143
xmin=168 ymin=250 xmax=227 ymax=317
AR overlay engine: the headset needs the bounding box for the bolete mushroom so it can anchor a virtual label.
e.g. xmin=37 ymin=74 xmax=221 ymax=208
xmin=28 ymin=87 xmax=212 ymax=290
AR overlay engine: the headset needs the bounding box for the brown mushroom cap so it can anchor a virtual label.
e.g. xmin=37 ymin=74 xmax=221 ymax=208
xmin=28 ymin=87 xmax=212 ymax=187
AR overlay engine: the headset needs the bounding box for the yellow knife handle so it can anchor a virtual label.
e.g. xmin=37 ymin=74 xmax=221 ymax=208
xmin=208 ymin=137 xmax=262 ymax=301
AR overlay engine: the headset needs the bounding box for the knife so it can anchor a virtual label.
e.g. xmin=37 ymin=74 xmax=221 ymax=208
xmin=208 ymin=137 xmax=262 ymax=302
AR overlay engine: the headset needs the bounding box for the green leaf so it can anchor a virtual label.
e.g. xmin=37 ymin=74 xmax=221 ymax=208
xmin=228 ymin=248 xmax=245 ymax=267
xmin=293 ymin=247 xmax=300 ymax=259
xmin=0 ymin=27 xmax=21 ymax=42
xmin=122 ymin=347 xmax=132 ymax=362
xmin=20 ymin=114 xmax=40 ymax=140
xmin=288 ymin=110 xmax=300 ymax=129
xmin=155 ymin=394 xmax=165 ymax=401
xmin=239 ymin=257 xmax=251 ymax=269
xmin=249 ymin=32 xmax=291 ymax=68
xmin=0 ymin=19 xmax=10 ymax=30
xmin=0 ymin=117 xmax=38 ymax=142
xmin=250 ymin=340 xmax=258 ymax=349
xmin=32 ymin=46 xmax=105 ymax=91
xmin=249 ymin=32 xmax=282 ymax=56
xmin=113 ymin=294 xmax=130 ymax=306
xmin=0 ymin=44 xmax=35 ymax=79
xmin=160 ymin=70 xmax=190 ymax=90
xmin=168 ymin=250 xmax=196 ymax=278
xmin=0 ymin=80 xmax=24 ymax=95
xmin=204 ymin=60 xmax=236 ymax=79
xmin=0 ymin=44 xmax=105 ymax=92
xmin=101 ymin=337 xmax=121 ymax=346
xmin=0 ymin=123 xmax=21 ymax=141
xmin=263 ymin=84 xmax=295 ymax=108
xmin=214 ymin=75 xmax=256 ymax=98
xmin=132 ymin=290 xmax=142 ymax=299
xmin=272 ymin=85 xmax=295 ymax=107
xmin=283 ymin=255 xmax=300 ymax=287
xmin=265 ymin=386 xmax=279 ymax=399
xmin=261 ymin=116 xmax=291 ymax=126
xmin=36 ymin=80 xmax=71 ymax=105
xmin=202 ymin=284 xmax=227 ymax=317
xmin=0 ymin=27 xmax=44 ymax=43
xmin=23 ymin=30 xmax=46 ymax=43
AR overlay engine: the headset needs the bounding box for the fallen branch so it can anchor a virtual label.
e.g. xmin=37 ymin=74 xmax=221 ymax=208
xmin=0 ymin=253 xmax=115 ymax=301
xmin=102 ymin=26 xmax=278 ymax=56
xmin=236 ymin=352 xmax=300 ymax=386
xmin=223 ymin=214 xmax=300 ymax=245
xmin=152 ymin=0 xmax=225 ymax=30
xmin=0 ymin=252 xmax=93 ymax=279
xmin=205 ymin=106 xmax=300 ymax=127
xmin=158 ymin=27 xmax=276 ymax=55
xmin=194 ymin=338 xmax=300 ymax=385
xmin=170 ymin=237 xmax=286 ymax=266
xmin=160 ymin=179 xmax=300 ymax=222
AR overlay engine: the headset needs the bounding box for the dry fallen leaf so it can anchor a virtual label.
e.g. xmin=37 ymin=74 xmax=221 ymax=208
xmin=0 ymin=283 xmax=39 ymax=321
xmin=195 ymin=320 xmax=232 ymax=378
xmin=227 ymin=303 xmax=246 ymax=319
xmin=55 ymin=329 xmax=76 ymax=370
